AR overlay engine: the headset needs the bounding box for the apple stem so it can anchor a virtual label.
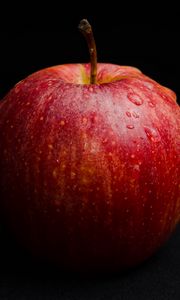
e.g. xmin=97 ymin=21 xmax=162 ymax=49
xmin=78 ymin=19 xmax=97 ymax=84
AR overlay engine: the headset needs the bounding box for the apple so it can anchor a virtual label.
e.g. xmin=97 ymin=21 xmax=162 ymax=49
xmin=0 ymin=20 xmax=179 ymax=272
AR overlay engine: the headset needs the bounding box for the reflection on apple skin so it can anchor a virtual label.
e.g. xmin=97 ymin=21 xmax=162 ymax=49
xmin=0 ymin=63 xmax=179 ymax=272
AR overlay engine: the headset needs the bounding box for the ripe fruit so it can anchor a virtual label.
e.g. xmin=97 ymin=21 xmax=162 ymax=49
xmin=0 ymin=20 xmax=179 ymax=272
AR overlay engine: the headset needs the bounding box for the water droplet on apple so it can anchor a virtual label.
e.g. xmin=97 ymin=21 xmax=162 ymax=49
xmin=71 ymin=171 xmax=76 ymax=179
xmin=82 ymin=117 xmax=88 ymax=125
xmin=14 ymin=84 xmax=21 ymax=93
xmin=148 ymin=101 xmax=156 ymax=108
xmin=103 ymin=138 xmax=108 ymax=144
xmin=143 ymin=81 xmax=154 ymax=89
xmin=126 ymin=111 xmax=131 ymax=117
xmin=132 ymin=112 xmax=139 ymax=118
xmin=89 ymin=86 xmax=94 ymax=92
xmin=53 ymin=169 xmax=57 ymax=178
xmin=126 ymin=125 xmax=134 ymax=129
xmin=84 ymin=93 xmax=89 ymax=99
xmin=144 ymin=126 xmax=159 ymax=142
xmin=134 ymin=164 xmax=140 ymax=171
xmin=47 ymin=81 xmax=53 ymax=86
xmin=60 ymin=120 xmax=65 ymax=126
xmin=127 ymin=92 xmax=143 ymax=106
xmin=161 ymin=93 xmax=172 ymax=104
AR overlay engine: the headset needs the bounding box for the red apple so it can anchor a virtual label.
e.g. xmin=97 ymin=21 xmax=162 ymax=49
xmin=0 ymin=20 xmax=179 ymax=272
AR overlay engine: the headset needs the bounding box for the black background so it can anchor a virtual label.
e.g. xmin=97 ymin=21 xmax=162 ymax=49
xmin=0 ymin=2 xmax=180 ymax=299
xmin=0 ymin=3 xmax=179 ymax=101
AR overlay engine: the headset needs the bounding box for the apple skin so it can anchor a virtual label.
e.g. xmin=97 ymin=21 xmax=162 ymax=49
xmin=0 ymin=63 xmax=179 ymax=272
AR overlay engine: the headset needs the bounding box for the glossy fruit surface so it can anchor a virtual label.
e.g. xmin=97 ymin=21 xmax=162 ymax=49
xmin=0 ymin=63 xmax=179 ymax=271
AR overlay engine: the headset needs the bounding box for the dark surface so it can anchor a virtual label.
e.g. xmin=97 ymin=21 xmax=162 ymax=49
xmin=0 ymin=224 xmax=180 ymax=300
xmin=0 ymin=3 xmax=180 ymax=300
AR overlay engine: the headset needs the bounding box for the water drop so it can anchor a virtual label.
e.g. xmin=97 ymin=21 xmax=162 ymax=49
xmin=85 ymin=94 xmax=89 ymax=99
xmin=162 ymin=94 xmax=170 ymax=102
xmin=132 ymin=112 xmax=139 ymax=118
xmin=126 ymin=111 xmax=131 ymax=117
xmin=89 ymin=86 xmax=94 ymax=92
xmin=144 ymin=126 xmax=159 ymax=142
xmin=127 ymin=92 xmax=143 ymax=106
xmin=143 ymin=81 xmax=154 ymax=89
xmin=126 ymin=125 xmax=134 ymax=129
xmin=134 ymin=164 xmax=140 ymax=171
xmin=148 ymin=101 xmax=156 ymax=108
xmin=14 ymin=84 xmax=21 ymax=94
xmin=82 ymin=117 xmax=88 ymax=125
xmin=60 ymin=120 xmax=65 ymax=126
